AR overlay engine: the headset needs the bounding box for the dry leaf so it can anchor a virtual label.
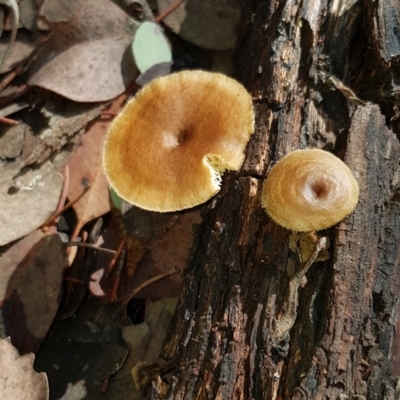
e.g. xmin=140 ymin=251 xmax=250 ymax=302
xmin=117 ymin=323 xmax=151 ymax=378
xmin=29 ymin=37 xmax=135 ymax=102
xmin=123 ymin=208 xmax=202 ymax=299
xmin=0 ymin=161 xmax=63 ymax=246
xmin=0 ymin=101 xmax=29 ymax=118
xmin=0 ymin=123 xmax=24 ymax=160
xmin=0 ymin=230 xmax=45 ymax=307
xmin=68 ymin=93 xmax=129 ymax=232
xmin=19 ymin=0 xmax=41 ymax=31
xmin=0 ymin=31 xmax=36 ymax=73
xmin=157 ymin=0 xmax=241 ymax=50
xmin=0 ymin=337 xmax=49 ymax=400
xmin=3 ymin=233 xmax=69 ymax=354
xmin=28 ymin=0 xmax=139 ymax=102
xmin=56 ymin=380 xmax=87 ymax=400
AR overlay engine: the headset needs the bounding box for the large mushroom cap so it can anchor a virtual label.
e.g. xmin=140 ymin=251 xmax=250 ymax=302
xmin=103 ymin=70 xmax=254 ymax=212
xmin=261 ymin=149 xmax=359 ymax=232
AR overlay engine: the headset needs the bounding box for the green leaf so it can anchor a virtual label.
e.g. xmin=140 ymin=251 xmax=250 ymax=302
xmin=109 ymin=186 xmax=123 ymax=210
xmin=132 ymin=21 xmax=172 ymax=73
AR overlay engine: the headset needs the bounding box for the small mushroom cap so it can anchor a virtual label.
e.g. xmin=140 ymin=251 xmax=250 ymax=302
xmin=103 ymin=70 xmax=254 ymax=212
xmin=261 ymin=149 xmax=359 ymax=231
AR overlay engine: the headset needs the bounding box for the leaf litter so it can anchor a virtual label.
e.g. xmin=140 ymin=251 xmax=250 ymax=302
xmin=28 ymin=0 xmax=140 ymax=102
xmin=0 ymin=337 xmax=49 ymax=400
xmin=67 ymin=89 xmax=132 ymax=241
xmin=0 ymin=0 xmax=240 ymax=398
xmin=3 ymin=233 xmax=69 ymax=355
xmin=0 ymin=160 xmax=63 ymax=246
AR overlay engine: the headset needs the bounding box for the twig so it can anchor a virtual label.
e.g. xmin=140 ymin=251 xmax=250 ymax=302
xmin=0 ymin=64 xmax=24 ymax=93
xmin=43 ymin=165 xmax=70 ymax=232
xmin=64 ymin=277 xmax=86 ymax=285
xmin=56 ymin=165 xmax=70 ymax=215
xmin=63 ymin=242 xmax=116 ymax=255
xmin=106 ymin=231 xmax=128 ymax=276
xmin=101 ymin=110 xmax=118 ymax=117
xmin=0 ymin=116 xmax=18 ymax=125
xmin=109 ymin=248 xmax=126 ymax=302
xmin=0 ymin=84 xmax=29 ymax=107
xmin=154 ymin=0 xmax=186 ymax=23
xmin=40 ymin=184 xmax=90 ymax=229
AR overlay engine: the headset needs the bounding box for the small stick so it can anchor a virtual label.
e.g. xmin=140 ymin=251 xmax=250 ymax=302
xmin=101 ymin=376 xmax=110 ymax=393
xmin=43 ymin=166 xmax=70 ymax=232
xmin=109 ymin=248 xmax=126 ymax=302
xmin=56 ymin=165 xmax=70 ymax=215
xmin=106 ymin=231 xmax=128 ymax=276
xmin=40 ymin=184 xmax=90 ymax=229
xmin=0 ymin=64 xmax=24 ymax=93
xmin=121 ymin=268 xmax=179 ymax=304
xmin=0 ymin=84 xmax=28 ymax=107
xmin=0 ymin=116 xmax=18 ymax=125
xmin=64 ymin=277 xmax=86 ymax=285
xmin=101 ymin=110 xmax=118 ymax=117
xmin=63 ymin=242 xmax=116 ymax=255
xmin=154 ymin=0 xmax=186 ymax=23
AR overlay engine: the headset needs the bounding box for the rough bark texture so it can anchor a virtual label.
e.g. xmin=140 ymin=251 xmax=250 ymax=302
xmin=157 ymin=1 xmax=400 ymax=399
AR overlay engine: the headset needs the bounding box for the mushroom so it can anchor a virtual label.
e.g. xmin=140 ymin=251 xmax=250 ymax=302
xmin=261 ymin=149 xmax=359 ymax=231
xmin=103 ymin=70 xmax=254 ymax=212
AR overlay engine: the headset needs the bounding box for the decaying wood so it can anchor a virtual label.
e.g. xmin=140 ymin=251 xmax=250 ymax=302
xmin=157 ymin=1 xmax=400 ymax=399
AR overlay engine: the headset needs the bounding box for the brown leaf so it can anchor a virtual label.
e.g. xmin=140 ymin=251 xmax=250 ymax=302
xmin=157 ymin=0 xmax=241 ymax=50
xmin=132 ymin=209 xmax=202 ymax=298
xmin=3 ymin=233 xmax=69 ymax=354
xmin=28 ymin=37 xmax=136 ymax=102
xmin=0 ymin=230 xmax=44 ymax=307
xmin=0 ymin=161 xmax=63 ymax=246
xmin=0 ymin=338 xmax=49 ymax=400
xmin=68 ymin=93 xmax=129 ymax=231
xmin=28 ymin=0 xmax=139 ymax=102
xmin=0 ymin=31 xmax=36 ymax=74
xmin=122 ymin=208 xmax=202 ymax=299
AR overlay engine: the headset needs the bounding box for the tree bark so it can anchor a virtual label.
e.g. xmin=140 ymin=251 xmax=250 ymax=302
xmin=158 ymin=1 xmax=400 ymax=399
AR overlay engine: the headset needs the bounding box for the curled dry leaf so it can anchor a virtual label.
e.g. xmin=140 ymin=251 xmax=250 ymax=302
xmin=0 ymin=338 xmax=49 ymax=400
xmin=157 ymin=0 xmax=241 ymax=50
xmin=28 ymin=0 xmax=139 ymax=102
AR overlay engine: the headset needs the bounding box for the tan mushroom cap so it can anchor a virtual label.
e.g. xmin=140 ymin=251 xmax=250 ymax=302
xmin=103 ymin=70 xmax=254 ymax=212
xmin=261 ymin=149 xmax=359 ymax=232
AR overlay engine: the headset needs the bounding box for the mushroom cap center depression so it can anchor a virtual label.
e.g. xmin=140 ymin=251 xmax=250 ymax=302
xmin=103 ymin=71 xmax=254 ymax=212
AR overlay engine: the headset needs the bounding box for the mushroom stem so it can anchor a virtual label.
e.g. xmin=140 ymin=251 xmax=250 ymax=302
xmin=274 ymin=236 xmax=330 ymax=339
